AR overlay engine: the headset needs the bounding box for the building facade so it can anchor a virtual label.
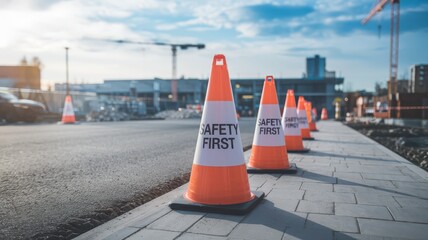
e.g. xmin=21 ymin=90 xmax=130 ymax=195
xmin=306 ymin=55 xmax=326 ymax=79
xmin=56 ymin=76 xmax=344 ymax=117
xmin=56 ymin=54 xmax=344 ymax=117
xmin=0 ymin=66 xmax=41 ymax=89
xmin=409 ymin=64 xmax=428 ymax=93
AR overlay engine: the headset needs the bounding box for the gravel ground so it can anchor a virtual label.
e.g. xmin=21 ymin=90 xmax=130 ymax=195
xmin=346 ymin=122 xmax=428 ymax=171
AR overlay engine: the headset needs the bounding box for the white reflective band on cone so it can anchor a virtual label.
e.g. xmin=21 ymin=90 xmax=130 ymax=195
xmin=193 ymin=101 xmax=244 ymax=167
xmin=253 ymin=104 xmax=285 ymax=147
xmin=63 ymin=102 xmax=74 ymax=116
xmin=282 ymin=107 xmax=301 ymax=136
xmin=297 ymin=109 xmax=309 ymax=129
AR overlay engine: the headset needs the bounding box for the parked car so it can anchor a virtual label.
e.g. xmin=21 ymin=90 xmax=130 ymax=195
xmin=0 ymin=92 xmax=46 ymax=123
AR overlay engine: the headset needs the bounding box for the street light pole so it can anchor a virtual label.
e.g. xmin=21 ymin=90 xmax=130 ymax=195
xmin=65 ymin=47 xmax=70 ymax=96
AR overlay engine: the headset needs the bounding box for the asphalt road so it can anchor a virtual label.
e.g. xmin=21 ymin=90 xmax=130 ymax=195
xmin=0 ymin=118 xmax=256 ymax=239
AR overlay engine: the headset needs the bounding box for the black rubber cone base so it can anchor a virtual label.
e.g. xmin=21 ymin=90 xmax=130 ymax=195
xmin=169 ymin=191 xmax=265 ymax=215
xmin=247 ymin=163 xmax=297 ymax=174
xmin=57 ymin=121 xmax=80 ymax=125
xmin=287 ymin=148 xmax=310 ymax=153
xmin=303 ymin=137 xmax=315 ymax=141
xmin=310 ymin=129 xmax=319 ymax=132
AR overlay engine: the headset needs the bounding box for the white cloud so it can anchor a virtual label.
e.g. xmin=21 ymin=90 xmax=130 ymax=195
xmin=0 ymin=0 xmax=427 ymax=92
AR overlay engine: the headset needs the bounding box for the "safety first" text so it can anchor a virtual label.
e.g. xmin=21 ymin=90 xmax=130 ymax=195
xmin=258 ymin=118 xmax=281 ymax=135
xmin=283 ymin=117 xmax=299 ymax=128
xmin=200 ymin=123 xmax=238 ymax=149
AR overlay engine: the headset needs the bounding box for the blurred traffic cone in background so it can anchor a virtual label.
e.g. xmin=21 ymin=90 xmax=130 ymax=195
xmin=170 ymin=54 xmax=264 ymax=215
xmin=281 ymin=90 xmax=309 ymax=153
xmin=310 ymin=106 xmax=319 ymax=132
xmin=61 ymin=95 xmax=76 ymax=124
xmin=297 ymin=96 xmax=314 ymax=140
xmin=248 ymin=76 xmax=296 ymax=173
xmin=321 ymin=108 xmax=328 ymax=120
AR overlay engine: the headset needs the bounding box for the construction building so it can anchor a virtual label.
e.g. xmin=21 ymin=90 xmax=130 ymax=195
xmin=55 ymin=55 xmax=344 ymax=117
xmin=409 ymin=64 xmax=428 ymax=93
xmin=0 ymin=58 xmax=42 ymax=90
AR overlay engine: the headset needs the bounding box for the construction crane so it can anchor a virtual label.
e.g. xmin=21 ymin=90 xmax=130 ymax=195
xmin=108 ymin=39 xmax=205 ymax=102
xmin=362 ymin=0 xmax=400 ymax=117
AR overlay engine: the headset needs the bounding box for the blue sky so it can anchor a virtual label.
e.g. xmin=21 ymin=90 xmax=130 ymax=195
xmin=0 ymin=0 xmax=427 ymax=91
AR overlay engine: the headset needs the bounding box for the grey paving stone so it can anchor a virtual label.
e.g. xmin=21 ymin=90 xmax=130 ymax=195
xmin=229 ymin=223 xmax=284 ymax=240
xmin=129 ymin=206 xmax=171 ymax=228
xmin=103 ymin=227 xmax=140 ymax=240
xmin=304 ymin=191 xmax=356 ymax=203
xmin=248 ymin=175 xmax=267 ymax=189
xmin=296 ymin=200 xmax=334 ymax=214
xmin=177 ymin=233 xmax=227 ymax=240
xmin=305 ymin=170 xmax=334 ymax=177
xmin=229 ymin=201 xmax=306 ymax=240
xmin=334 ymin=172 xmax=363 ymax=179
xmin=392 ymin=181 xmax=428 ymax=190
xmin=298 ymin=161 xmax=331 ymax=166
xmin=355 ymin=193 xmax=401 ymax=208
xmin=393 ymin=196 xmax=428 ymax=208
xmin=335 ymin=203 xmax=393 ymax=220
xmin=306 ymin=213 xmax=359 ymax=233
xmin=364 ymin=179 xmax=397 ymax=189
xmin=147 ymin=210 xmax=205 ymax=232
xmin=271 ymin=199 xmax=300 ymax=212
xmin=187 ymin=213 xmax=243 ymax=236
xmin=299 ymin=158 xmax=315 ymax=163
xmin=300 ymin=182 xmax=333 ymax=192
xmin=272 ymin=181 xmax=302 ymax=190
xmin=257 ymin=179 xmax=278 ymax=193
xmin=334 ymin=184 xmax=378 ymax=194
xmin=362 ymin=173 xmax=414 ymax=182
xmin=359 ymin=160 xmax=401 ymax=166
xmin=266 ymin=189 xmax=304 ymax=201
xmin=282 ymin=226 xmax=333 ymax=240
xmin=337 ymin=177 xmax=366 ymax=186
xmin=301 ymin=172 xmax=337 ymax=183
xmin=397 ymin=166 xmax=428 ymax=182
xmin=391 ymin=187 xmax=428 ymax=199
xmin=126 ymin=229 xmax=180 ymax=240
xmin=358 ymin=218 xmax=428 ymax=239
xmin=389 ymin=207 xmax=428 ymax=223
xmin=331 ymin=163 xmax=346 ymax=169
xmin=335 ymin=232 xmax=408 ymax=240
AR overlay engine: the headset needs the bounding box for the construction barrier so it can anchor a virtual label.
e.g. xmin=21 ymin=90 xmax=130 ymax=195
xmin=61 ymin=95 xmax=76 ymax=124
xmin=321 ymin=108 xmax=328 ymax=120
xmin=297 ymin=96 xmax=314 ymax=140
xmin=281 ymin=90 xmax=310 ymax=153
xmin=247 ymin=76 xmax=297 ymax=173
xmin=169 ymin=54 xmax=264 ymax=215
xmin=307 ymin=103 xmax=318 ymax=132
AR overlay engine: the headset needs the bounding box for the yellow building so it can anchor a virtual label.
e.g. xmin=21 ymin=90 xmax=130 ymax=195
xmin=0 ymin=65 xmax=41 ymax=89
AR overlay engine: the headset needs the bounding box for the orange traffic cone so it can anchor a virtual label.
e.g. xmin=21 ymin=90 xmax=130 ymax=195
xmin=247 ymin=76 xmax=297 ymax=174
xmin=321 ymin=108 xmax=328 ymax=120
xmin=297 ymin=96 xmax=314 ymax=140
xmin=305 ymin=102 xmax=318 ymax=132
xmin=170 ymin=54 xmax=264 ymax=215
xmin=61 ymin=95 xmax=76 ymax=124
xmin=312 ymin=108 xmax=318 ymax=120
xmin=281 ymin=90 xmax=309 ymax=153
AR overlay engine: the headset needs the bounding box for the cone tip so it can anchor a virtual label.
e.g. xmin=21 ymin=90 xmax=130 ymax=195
xmin=213 ymin=54 xmax=226 ymax=66
xmin=265 ymin=75 xmax=274 ymax=82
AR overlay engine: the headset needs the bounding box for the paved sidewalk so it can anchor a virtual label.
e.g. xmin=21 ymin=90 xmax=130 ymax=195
xmin=76 ymin=121 xmax=428 ymax=240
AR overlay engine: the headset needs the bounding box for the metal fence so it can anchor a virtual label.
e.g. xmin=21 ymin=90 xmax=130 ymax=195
xmin=1 ymin=88 xmax=148 ymax=121
xmin=1 ymin=87 xmax=97 ymax=115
